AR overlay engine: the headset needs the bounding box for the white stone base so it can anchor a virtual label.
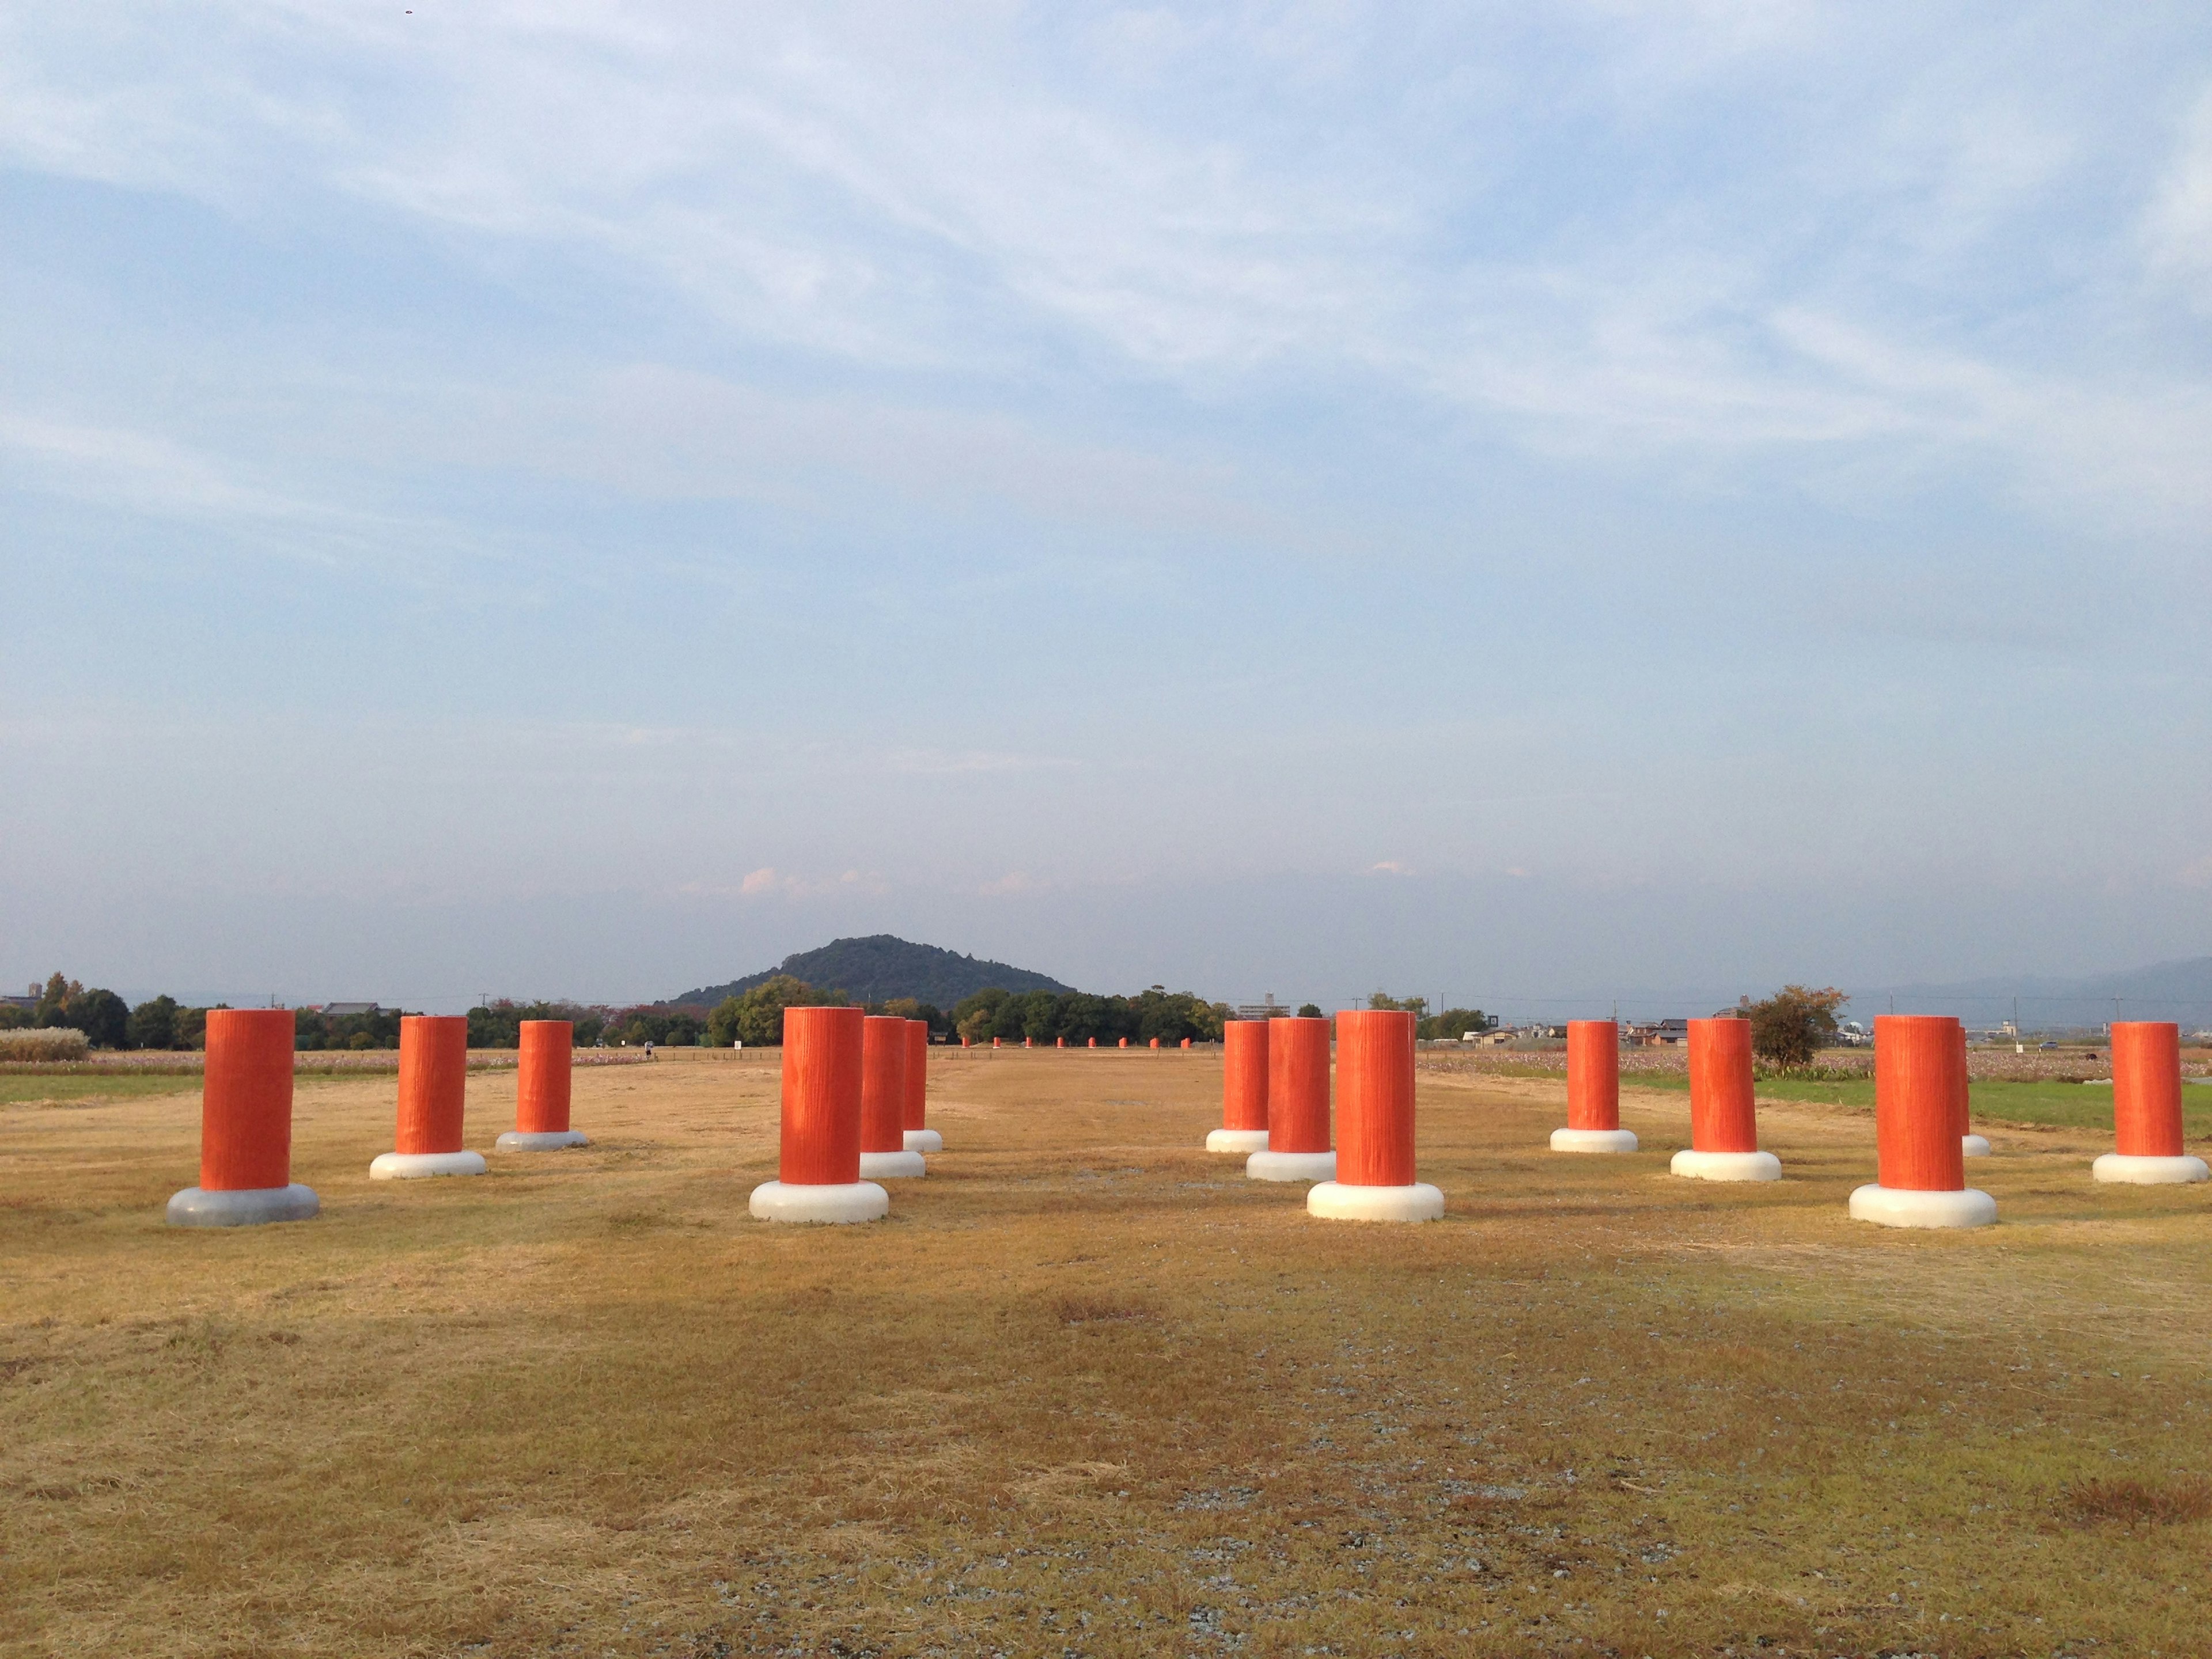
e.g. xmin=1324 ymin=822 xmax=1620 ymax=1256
xmin=1848 ymin=1183 xmax=1997 ymax=1229
xmin=496 ymin=1129 xmax=590 ymax=1152
xmin=370 ymin=1150 xmax=488 ymax=1180
xmin=1307 ymin=1180 xmax=1445 ymax=1222
xmin=1207 ymin=1128 xmax=1270 ymax=1153
xmin=1961 ymin=1134 xmax=1991 ymax=1158
xmin=1671 ymin=1149 xmax=1782 ymax=1183
xmin=2092 ymin=1152 xmax=2211 ymax=1185
xmin=859 ymin=1149 xmax=927 ymax=1179
xmin=1550 ymin=1127 xmax=1639 ymax=1153
xmin=1247 ymin=1149 xmax=1337 ymax=1183
xmin=166 ymin=1184 xmax=320 ymax=1227
xmin=748 ymin=1180 xmax=889 ymax=1224
xmin=903 ymin=1130 xmax=942 ymax=1154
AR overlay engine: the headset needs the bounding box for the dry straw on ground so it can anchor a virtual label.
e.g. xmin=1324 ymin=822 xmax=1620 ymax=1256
xmin=3 ymin=1047 xmax=2209 ymax=1657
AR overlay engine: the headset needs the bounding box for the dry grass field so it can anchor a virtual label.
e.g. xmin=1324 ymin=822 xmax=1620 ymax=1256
xmin=4 ymin=1048 xmax=2210 ymax=1658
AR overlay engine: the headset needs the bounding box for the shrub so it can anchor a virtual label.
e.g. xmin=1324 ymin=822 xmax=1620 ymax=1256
xmin=0 ymin=1028 xmax=93 ymax=1062
xmin=1745 ymin=985 xmax=1848 ymax=1069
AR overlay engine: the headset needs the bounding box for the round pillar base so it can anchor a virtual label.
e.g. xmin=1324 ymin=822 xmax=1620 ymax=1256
xmin=859 ymin=1149 xmax=927 ymax=1179
xmin=903 ymin=1130 xmax=942 ymax=1154
xmin=1848 ymin=1183 xmax=1997 ymax=1229
xmin=1307 ymin=1180 xmax=1445 ymax=1222
xmin=1961 ymin=1134 xmax=1992 ymax=1157
xmin=1207 ymin=1128 xmax=1269 ymax=1153
xmin=1247 ymin=1149 xmax=1337 ymax=1183
xmin=496 ymin=1130 xmax=590 ymax=1152
xmin=166 ymin=1184 xmax=320 ymax=1227
xmin=1551 ymin=1127 xmax=1638 ymax=1153
xmin=369 ymin=1150 xmax=488 ymax=1180
xmin=1671 ymin=1149 xmax=1782 ymax=1183
xmin=2092 ymin=1153 xmax=2211 ymax=1185
xmin=748 ymin=1180 xmax=889 ymax=1224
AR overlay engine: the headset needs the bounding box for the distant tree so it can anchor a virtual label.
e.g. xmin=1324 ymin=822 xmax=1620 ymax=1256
xmin=1418 ymin=1007 xmax=1488 ymax=1040
xmin=706 ymin=975 xmax=842 ymax=1047
xmin=1366 ymin=992 xmax=1430 ymax=1020
xmin=1745 ymin=986 xmax=1848 ymax=1069
xmin=175 ymin=1006 xmax=214 ymax=1050
xmin=65 ymin=988 xmax=130 ymax=1049
xmin=128 ymin=995 xmax=180 ymax=1051
xmin=1296 ymin=1003 xmax=1321 ymax=1019
xmin=33 ymin=974 xmax=80 ymax=1028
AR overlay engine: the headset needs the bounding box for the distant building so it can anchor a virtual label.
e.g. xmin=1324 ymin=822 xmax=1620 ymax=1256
xmin=1234 ymin=995 xmax=1292 ymax=1021
xmin=320 ymin=1002 xmax=381 ymax=1018
xmin=1631 ymin=1019 xmax=1691 ymax=1046
xmin=1 ymin=994 xmax=36 ymax=1010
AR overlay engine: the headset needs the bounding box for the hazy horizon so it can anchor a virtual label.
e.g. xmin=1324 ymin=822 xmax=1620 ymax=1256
xmin=6 ymin=5 xmax=2210 ymax=1014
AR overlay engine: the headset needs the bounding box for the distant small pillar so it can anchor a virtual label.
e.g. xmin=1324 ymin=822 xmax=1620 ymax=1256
xmin=2095 ymin=1022 xmax=2209 ymax=1184
xmin=1850 ymin=1016 xmax=1994 ymax=1227
xmin=1181 ymin=1037 xmax=1192 ymax=1050
xmin=166 ymin=1009 xmax=319 ymax=1225
xmin=993 ymin=1037 xmax=1001 ymax=1050
xmin=1248 ymin=1017 xmax=1336 ymax=1182
xmin=1149 ymin=1037 xmax=1161 ymax=1050
xmin=1024 ymin=1036 xmax=1032 ymax=1050
xmin=1118 ymin=1037 xmax=1130 ymax=1049
xmin=498 ymin=1020 xmax=589 ymax=1151
xmin=902 ymin=1018 xmax=940 ymax=1154
xmin=859 ymin=1014 xmax=925 ymax=1178
xmin=1672 ymin=1018 xmax=1779 ymax=1181
xmin=1056 ymin=1036 xmax=1066 ymax=1049
xmin=372 ymin=1016 xmax=486 ymax=1179
xmin=1551 ymin=1020 xmax=1637 ymax=1152
xmin=1208 ymin=1019 xmax=1270 ymax=1153
xmin=1955 ymin=1023 xmax=1989 ymax=1157
xmin=1088 ymin=1037 xmax=1097 ymax=1049
xmin=750 ymin=1006 xmax=887 ymax=1223
xmin=1310 ymin=1009 xmax=1442 ymax=1221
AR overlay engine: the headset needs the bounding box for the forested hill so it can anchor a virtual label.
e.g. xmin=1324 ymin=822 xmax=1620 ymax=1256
xmin=671 ymin=935 xmax=1074 ymax=1008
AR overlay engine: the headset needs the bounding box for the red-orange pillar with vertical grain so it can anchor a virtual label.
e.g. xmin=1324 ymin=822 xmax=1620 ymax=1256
xmin=860 ymin=1016 xmax=908 ymax=1154
xmin=1268 ymin=1018 xmax=1332 ymax=1153
xmin=166 ymin=1008 xmax=320 ymax=1225
xmin=395 ymin=1016 xmax=469 ymax=1154
xmin=1567 ymin=1021 xmax=1621 ymax=1131
xmin=1335 ymin=1009 xmax=1416 ymax=1186
xmin=1850 ymin=1016 xmax=1993 ymax=1226
xmin=2112 ymin=1022 xmax=2184 ymax=1157
xmin=778 ymin=1006 xmax=864 ymax=1185
xmin=1687 ymin=1018 xmax=1758 ymax=1152
xmin=516 ymin=1020 xmax=573 ymax=1133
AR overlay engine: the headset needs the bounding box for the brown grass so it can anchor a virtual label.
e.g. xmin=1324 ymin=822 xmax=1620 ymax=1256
xmin=3 ymin=1046 xmax=2210 ymax=1657
xmin=2063 ymin=1475 xmax=2212 ymax=1527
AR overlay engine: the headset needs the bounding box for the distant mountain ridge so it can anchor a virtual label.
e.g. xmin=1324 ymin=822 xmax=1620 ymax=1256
xmin=1859 ymin=956 xmax=2212 ymax=1031
xmin=670 ymin=934 xmax=1073 ymax=1009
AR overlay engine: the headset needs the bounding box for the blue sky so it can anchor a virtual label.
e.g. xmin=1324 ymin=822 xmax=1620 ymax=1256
xmin=4 ymin=2 xmax=2210 ymax=1014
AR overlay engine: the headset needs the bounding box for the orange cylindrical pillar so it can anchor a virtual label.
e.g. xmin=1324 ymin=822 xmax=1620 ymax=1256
xmin=372 ymin=1016 xmax=485 ymax=1180
xmin=1688 ymin=1018 xmax=1757 ymax=1150
xmin=168 ymin=1008 xmax=319 ymax=1225
xmin=751 ymin=1006 xmax=886 ymax=1221
xmin=499 ymin=1020 xmax=590 ymax=1152
xmin=1247 ymin=1017 xmax=1336 ymax=1181
xmin=1673 ymin=1018 xmax=1778 ymax=1181
xmin=1335 ymin=1010 xmax=1416 ymax=1185
xmin=902 ymin=1019 xmax=940 ymax=1153
xmin=1210 ymin=1020 xmax=1270 ymax=1152
xmin=2095 ymin=1022 xmax=2208 ymax=1184
xmin=1118 ymin=1037 xmax=1130 ymax=1049
xmin=1553 ymin=1020 xmax=1636 ymax=1152
xmin=1312 ymin=1010 xmax=1441 ymax=1219
xmin=858 ymin=1015 xmax=925 ymax=1178
xmin=1850 ymin=1015 xmax=1993 ymax=1227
